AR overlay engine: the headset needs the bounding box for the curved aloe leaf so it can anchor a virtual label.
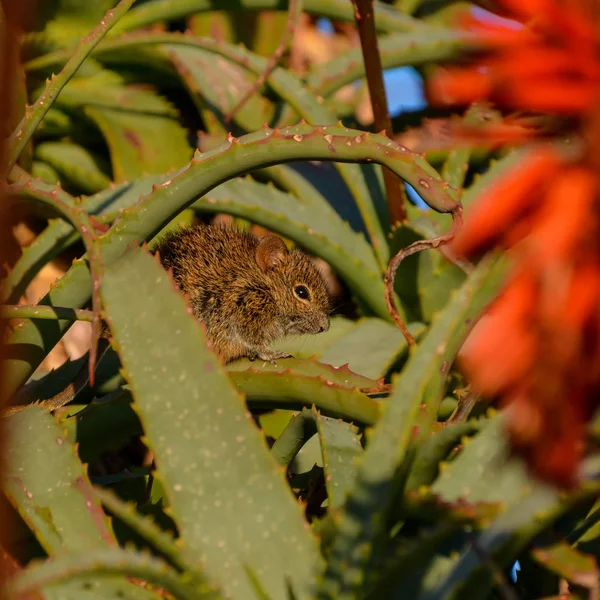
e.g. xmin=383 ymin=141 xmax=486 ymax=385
xmin=317 ymin=254 xmax=508 ymax=600
xmin=114 ymin=0 xmax=422 ymax=35
xmin=270 ymin=409 xmax=318 ymax=467
xmin=229 ymin=370 xmax=380 ymax=426
xmin=0 ymin=172 xmax=172 ymax=304
xmin=6 ymin=546 xmax=214 ymax=600
xmin=227 ymin=357 xmax=377 ymax=389
xmin=7 ymin=0 xmax=137 ymax=172
xmin=100 ymin=246 xmax=321 ymax=600
xmin=306 ymin=29 xmax=468 ymax=98
xmin=30 ymin=32 xmax=396 ymax=267
xmin=2 ymin=407 xmax=160 ymax=599
xmin=5 ymin=124 xmax=457 ymax=398
xmin=94 ymin=486 xmax=213 ymax=586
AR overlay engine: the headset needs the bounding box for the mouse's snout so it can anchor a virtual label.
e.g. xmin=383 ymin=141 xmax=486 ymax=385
xmin=317 ymin=313 xmax=330 ymax=334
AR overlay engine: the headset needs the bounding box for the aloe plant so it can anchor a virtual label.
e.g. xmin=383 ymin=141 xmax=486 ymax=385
xmin=3 ymin=2 xmax=600 ymax=600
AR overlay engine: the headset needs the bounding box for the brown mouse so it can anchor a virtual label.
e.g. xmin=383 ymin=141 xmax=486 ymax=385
xmin=3 ymin=225 xmax=330 ymax=416
xmin=156 ymin=224 xmax=331 ymax=363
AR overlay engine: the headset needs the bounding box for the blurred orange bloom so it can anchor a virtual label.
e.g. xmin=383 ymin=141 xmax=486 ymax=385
xmin=428 ymin=0 xmax=600 ymax=487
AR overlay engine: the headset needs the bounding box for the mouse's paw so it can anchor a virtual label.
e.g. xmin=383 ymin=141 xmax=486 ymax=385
xmin=256 ymin=349 xmax=293 ymax=365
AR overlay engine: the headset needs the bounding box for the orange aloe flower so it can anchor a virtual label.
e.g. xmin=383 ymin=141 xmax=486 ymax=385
xmin=427 ymin=0 xmax=600 ymax=487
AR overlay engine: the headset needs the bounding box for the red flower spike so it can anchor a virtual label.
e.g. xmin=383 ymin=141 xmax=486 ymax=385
xmin=531 ymin=167 xmax=596 ymax=265
xmin=429 ymin=0 xmax=600 ymax=487
xmin=450 ymin=147 xmax=561 ymax=257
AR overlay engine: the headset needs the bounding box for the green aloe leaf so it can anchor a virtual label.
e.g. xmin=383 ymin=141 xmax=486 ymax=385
xmin=100 ymin=246 xmax=321 ymax=600
xmin=315 ymin=411 xmax=364 ymax=510
xmin=307 ymin=28 xmax=468 ymax=99
xmin=227 ymin=358 xmax=377 ymax=389
xmin=229 ymin=370 xmax=380 ymax=426
xmin=34 ymin=141 xmax=111 ymax=194
xmin=7 ymin=0 xmax=137 ymax=172
xmin=164 ymin=45 xmax=275 ymax=131
xmin=405 ymin=422 xmax=481 ymax=492
xmin=2 ymin=407 xmax=160 ymax=599
xmin=85 ymin=106 xmax=192 ymax=181
xmin=272 ymin=316 xmax=357 ymax=359
xmin=402 ymin=414 xmax=599 ymax=600
xmin=318 ymin=255 xmax=508 ymax=599
xmin=6 ymin=546 xmax=214 ymax=600
xmin=531 ymin=542 xmax=599 ymax=591
xmin=114 ymin=0 xmax=422 ymax=36
xmin=47 ymin=68 xmax=178 ymax=114
xmin=318 ymin=318 xmax=425 ymax=379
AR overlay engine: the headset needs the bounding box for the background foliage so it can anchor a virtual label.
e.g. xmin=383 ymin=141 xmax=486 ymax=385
xmin=2 ymin=1 xmax=599 ymax=599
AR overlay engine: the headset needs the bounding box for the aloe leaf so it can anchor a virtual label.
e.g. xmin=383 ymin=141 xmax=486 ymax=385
xmin=6 ymin=547 xmax=213 ymax=600
xmin=318 ymin=318 xmax=425 ymax=379
xmin=229 ymin=370 xmax=380 ymax=426
xmin=1 ymin=173 xmax=170 ymax=304
xmin=34 ymin=141 xmax=111 ymax=194
xmin=2 ymin=407 xmax=160 ymax=599
xmin=405 ymin=414 xmax=597 ymax=599
xmin=272 ymin=316 xmax=357 ymax=359
xmin=307 ymin=28 xmax=468 ymax=99
xmin=7 ymin=0 xmax=136 ymax=172
xmin=389 ymin=222 xmax=467 ymax=323
xmin=94 ymin=487 xmax=212 ymax=584
xmin=422 ymin=487 xmax=596 ymax=600
xmin=315 ymin=411 xmax=363 ymax=510
xmin=227 ymin=358 xmax=377 ymax=389
xmin=365 ymin=520 xmax=469 ymax=600
xmin=47 ymin=68 xmax=178 ymax=114
xmin=165 ymin=45 xmax=275 ymax=131
xmin=531 ymin=542 xmax=599 ymax=591
xmin=271 ymin=409 xmax=318 ymax=467
xmin=84 ymin=107 xmax=192 ymax=182
xmin=0 ymin=305 xmax=93 ymax=322
xmin=115 ymin=0 xmax=422 ymax=35
xmin=32 ymin=161 xmax=61 ymax=184
xmin=405 ymin=422 xmax=481 ymax=492
xmin=440 ymin=105 xmax=501 ymax=192
xmin=1 ymin=220 xmax=78 ymax=304
xmin=5 ymin=124 xmax=457 ymax=398
xmin=431 ymin=414 xmax=530 ymax=505
xmin=317 ymin=255 xmax=508 ymax=599
xmin=100 ymin=246 xmax=321 ymax=599
xmin=194 ymin=176 xmax=385 ymax=316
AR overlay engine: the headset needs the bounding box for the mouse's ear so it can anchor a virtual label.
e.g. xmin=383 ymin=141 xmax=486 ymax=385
xmin=255 ymin=235 xmax=290 ymax=272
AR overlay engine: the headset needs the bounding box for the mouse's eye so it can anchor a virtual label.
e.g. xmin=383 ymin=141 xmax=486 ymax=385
xmin=294 ymin=285 xmax=311 ymax=301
